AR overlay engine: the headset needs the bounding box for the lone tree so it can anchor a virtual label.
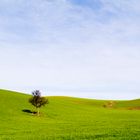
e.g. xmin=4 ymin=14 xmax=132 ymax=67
xmin=29 ymin=90 xmax=48 ymax=116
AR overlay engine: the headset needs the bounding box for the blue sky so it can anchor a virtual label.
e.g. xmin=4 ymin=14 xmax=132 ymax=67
xmin=0 ymin=0 xmax=140 ymax=99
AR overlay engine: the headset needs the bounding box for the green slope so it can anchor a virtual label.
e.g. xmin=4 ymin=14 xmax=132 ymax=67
xmin=0 ymin=89 xmax=140 ymax=140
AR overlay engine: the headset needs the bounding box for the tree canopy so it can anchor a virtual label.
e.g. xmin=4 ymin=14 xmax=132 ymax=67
xmin=29 ymin=90 xmax=48 ymax=116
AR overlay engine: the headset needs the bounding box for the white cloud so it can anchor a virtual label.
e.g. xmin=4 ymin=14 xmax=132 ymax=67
xmin=0 ymin=0 xmax=140 ymax=99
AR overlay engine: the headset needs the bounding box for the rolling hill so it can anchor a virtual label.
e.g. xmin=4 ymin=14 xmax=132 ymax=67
xmin=0 ymin=89 xmax=140 ymax=140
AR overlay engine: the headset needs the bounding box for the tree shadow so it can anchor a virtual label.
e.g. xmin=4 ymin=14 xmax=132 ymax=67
xmin=22 ymin=109 xmax=37 ymax=114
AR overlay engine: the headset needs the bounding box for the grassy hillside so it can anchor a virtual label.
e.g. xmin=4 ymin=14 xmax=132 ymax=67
xmin=0 ymin=89 xmax=140 ymax=140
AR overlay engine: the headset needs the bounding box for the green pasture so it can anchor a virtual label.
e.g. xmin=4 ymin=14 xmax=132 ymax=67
xmin=0 ymin=89 xmax=140 ymax=140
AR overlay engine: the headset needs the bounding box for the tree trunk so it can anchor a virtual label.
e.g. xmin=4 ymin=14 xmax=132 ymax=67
xmin=36 ymin=107 xmax=40 ymax=116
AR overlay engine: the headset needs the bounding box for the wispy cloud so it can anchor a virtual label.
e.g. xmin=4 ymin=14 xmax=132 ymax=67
xmin=0 ymin=0 xmax=140 ymax=99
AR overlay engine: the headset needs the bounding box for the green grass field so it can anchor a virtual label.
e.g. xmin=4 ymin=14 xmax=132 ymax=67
xmin=0 ymin=89 xmax=140 ymax=140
